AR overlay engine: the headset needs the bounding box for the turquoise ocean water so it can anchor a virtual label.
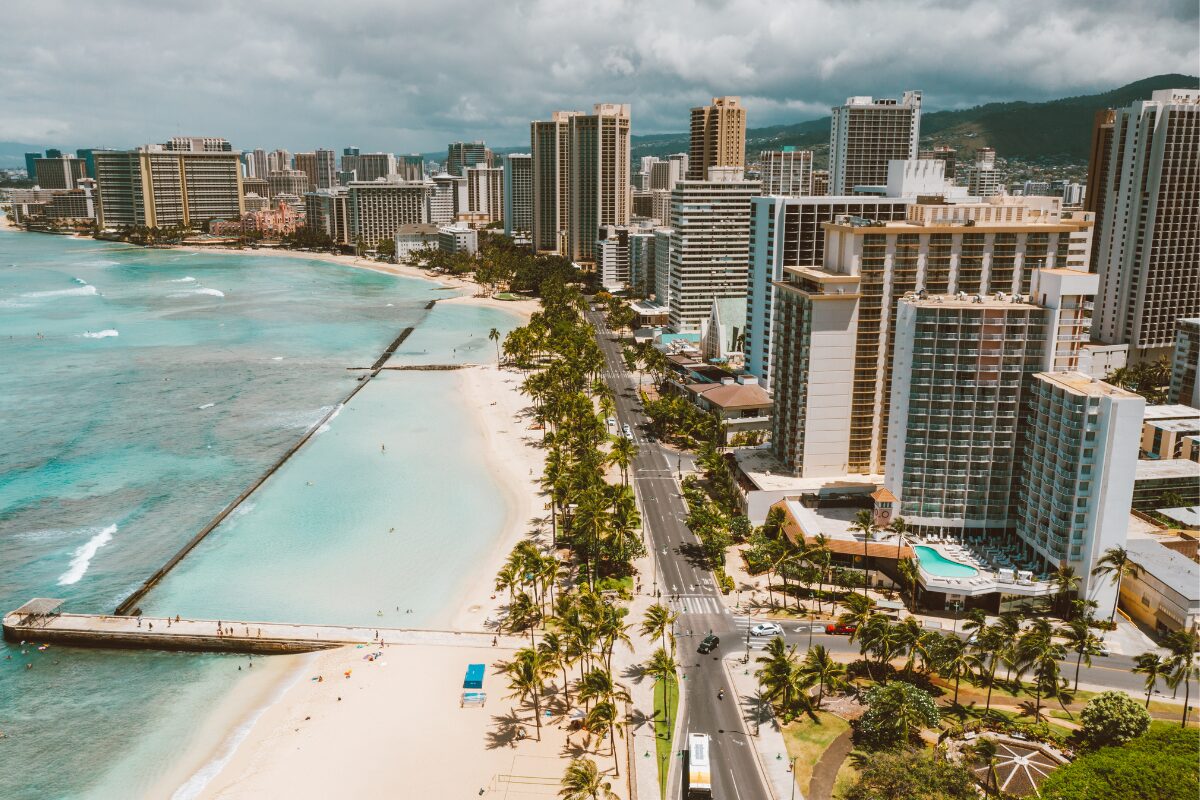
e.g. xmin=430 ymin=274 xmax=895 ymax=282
xmin=0 ymin=228 xmax=521 ymax=798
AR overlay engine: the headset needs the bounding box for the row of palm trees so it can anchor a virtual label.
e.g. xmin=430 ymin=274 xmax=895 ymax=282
xmin=1131 ymin=631 xmax=1199 ymax=726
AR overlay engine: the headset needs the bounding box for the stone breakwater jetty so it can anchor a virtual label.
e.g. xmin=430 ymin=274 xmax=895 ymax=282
xmin=4 ymin=600 xmax=520 ymax=656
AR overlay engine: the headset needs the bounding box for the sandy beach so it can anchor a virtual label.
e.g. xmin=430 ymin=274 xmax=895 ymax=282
xmin=185 ymin=364 xmax=570 ymax=799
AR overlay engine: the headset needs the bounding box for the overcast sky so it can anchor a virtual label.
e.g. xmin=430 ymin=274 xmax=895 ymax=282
xmin=2 ymin=0 xmax=1195 ymax=153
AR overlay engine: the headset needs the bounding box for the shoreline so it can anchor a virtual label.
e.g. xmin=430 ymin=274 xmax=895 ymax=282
xmin=182 ymin=364 xmax=547 ymax=798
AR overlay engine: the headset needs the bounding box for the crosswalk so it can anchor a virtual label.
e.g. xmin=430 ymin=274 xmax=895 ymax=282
xmin=732 ymin=615 xmax=793 ymax=650
xmin=666 ymin=593 xmax=727 ymax=616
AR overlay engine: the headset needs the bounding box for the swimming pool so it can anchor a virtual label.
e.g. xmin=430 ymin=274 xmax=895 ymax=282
xmin=914 ymin=545 xmax=979 ymax=578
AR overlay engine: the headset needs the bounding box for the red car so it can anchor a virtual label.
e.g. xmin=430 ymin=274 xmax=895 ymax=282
xmin=826 ymin=623 xmax=857 ymax=635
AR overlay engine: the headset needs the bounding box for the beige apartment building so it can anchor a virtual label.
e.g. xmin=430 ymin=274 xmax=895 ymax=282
xmin=95 ymin=142 xmax=244 ymax=229
xmin=346 ymin=180 xmax=431 ymax=248
xmin=759 ymin=148 xmax=813 ymax=196
xmin=769 ymin=195 xmax=1095 ymax=476
xmin=567 ymin=104 xmax=631 ymax=264
xmin=530 ymin=110 xmax=578 ymax=254
xmin=688 ymin=96 xmax=746 ymax=180
xmin=1094 ymin=89 xmax=1200 ymax=362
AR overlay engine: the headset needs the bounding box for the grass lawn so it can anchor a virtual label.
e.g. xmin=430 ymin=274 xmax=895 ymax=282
xmin=781 ymin=711 xmax=851 ymax=797
xmin=654 ymin=676 xmax=680 ymax=799
xmin=942 ymin=705 xmax=1077 ymax=743
xmin=831 ymin=757 xmax=860 ymax=799
xmin=494 ymin=292 xmax=523 ymax=300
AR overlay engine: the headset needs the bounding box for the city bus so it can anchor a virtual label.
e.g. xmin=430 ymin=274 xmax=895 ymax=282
xmin=686 ymin=732 xmax=712 ymax=797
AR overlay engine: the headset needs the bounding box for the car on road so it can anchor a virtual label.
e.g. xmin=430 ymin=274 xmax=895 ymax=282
xmin=605 ymin=416 xmax=616 ymax=429
xmin=697 ymin=634 xmax=720 ymax=654
xmin=750 ymin=623 xmax=784 ymax=637
xmin=826 ymin=623 xmax=857 ymax=635
xmin=1095 ymin=640 xmax=1110 ymax=657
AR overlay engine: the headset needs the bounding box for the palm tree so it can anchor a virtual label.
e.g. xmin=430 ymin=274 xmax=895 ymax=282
xmin=574 ymin=488 xmax=611 ymax=590
xmin=582 ymin=701 xmax=624 ymax=775
xmin=968 ymin=737 xmax=1000 ymax=799
xmin=1060 ymin=617 xmax=1102 ymax=692
xmin=505 ymin=646 xmax=555 ymax=740
xmin=1163 ymin=630 xmax=1199 ymax=727
xmin=489 ymin=327 xmax=502 ymax=363
xmin=644 ymin=647 xmax=679 ymax=728
xmin=608 ymin=435 xmax=638 ymax=486
xmin=1091 ymin=546 xmax=1142 ymax=624
xmin=1013 ymin=619 xmax=1067 ymax=721
xmin=895 ymin=558 xmax=920 ymax=611
xmin=797 ymin=645 xmax=846 ymax=709
xmin=862 ymin=616 xmax=906 ymax=677
xmin=509 ymin=591 xmax=543 ymax=646
xmin=837 ymin=593 xmax=877 ymax=648
xmin=890 ymin=516 xmax=908 ymax=561
xmin=971 ymin=625 xmax=1010 ymax=714
xmin=539 ymin=631 xmax=573 ymax=706
xmin=850 ymin=509 xmax=875 ymax=597
xmin=559 ymin=757 xmax=616 ymax=800
xmin=640 ymin=603 xmax=679 ymax=657
xmin=1132 ymin=651 xmax=1169 ymax=708
xmin=809 ymin=533 xmax=832 ymax=614
xmin=933 ymin=633 xmax=973 ymax=706
xmin=755 ymin=637 xmax=806 ymax=713
xmin=1049 ymin=564 xmax=1082 ymax=618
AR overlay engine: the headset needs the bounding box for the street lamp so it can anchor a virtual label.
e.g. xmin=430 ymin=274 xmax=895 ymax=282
xmin=789 ymin=756 xmax=798 ymax=800
xmin=949 ymin=600 xmax=964 ymax=633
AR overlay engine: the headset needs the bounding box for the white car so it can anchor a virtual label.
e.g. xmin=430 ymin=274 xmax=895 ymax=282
xmin=750 ymin=623 xmax=784 ymax=637
xmin=606 ymin=417 xmax=616 ymax=429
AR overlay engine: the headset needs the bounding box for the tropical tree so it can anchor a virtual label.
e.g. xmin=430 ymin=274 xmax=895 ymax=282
xmin=644 ymin=647 xmax=679 ymax=728
xmin=1013 ymin=619 xmax=1068 ymax=721
xmin=1090 ymin=547 xmax=1142 ymax=624
xmin=855 ymin=681 xmax=941 ymax=750
xmin=505 ymin=646 xmax=555 ymax=740
xmin=607 ymin=434 xmax=637 ymax=487
xmin=838 ymin=593 xmax=878 ymax=650
xmin=932 ymin=633 xmax=973 ymax=706
xmin=559 ymin=757 xmax=616 ymax=800
xmin=582 ymin=701 xmax=624 ymax=775
xmin=797 ymin=644 xmax=846 ymax=709
xmin=850 ymin=509 xmax=875 ymax=596
xmin=968 ymin=737 xmax=1001 ymax=799
xmin=971 ymin=624 xmax=1011 ymax=715
xmin=1078 ymin=691 xmax=1151 ymax=750
xmin=755 ymin=637 xmax=809 ymax=716
xmin=1060 ymin=616 xmax=1103 ymax=692
xmin=1130 ymin=651 xmax=1169 ymax=708
xmin=640 ymin=603 xmax=679 ymax=657
xmin=1164 ymin=630 xmax=1199 ymax=728
xmin=1049 ymin=564 xmax=1082 ymax=618
xmin=489 ymin=327 xmax=502 ymax=363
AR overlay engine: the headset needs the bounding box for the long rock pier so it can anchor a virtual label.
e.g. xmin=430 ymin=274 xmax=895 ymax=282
xmin=5 ymin=601 xmax=516 ymax=656
xmin=115 ymin=323 xmax=421 ymax=616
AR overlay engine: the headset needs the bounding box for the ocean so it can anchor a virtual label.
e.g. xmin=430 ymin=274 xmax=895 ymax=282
xmin=0 ymin=228 xmax=521 ymax=798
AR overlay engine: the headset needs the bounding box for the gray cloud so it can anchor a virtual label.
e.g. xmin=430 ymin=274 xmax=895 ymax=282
xmin=1 ymin=0 xmax=1194 ymax=152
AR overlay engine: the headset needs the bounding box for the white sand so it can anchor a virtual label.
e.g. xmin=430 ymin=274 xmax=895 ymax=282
xmin=196 ymin=643 xmax=629 ymax=800
xmin=182 ymin=363 xmax=563 ymax=798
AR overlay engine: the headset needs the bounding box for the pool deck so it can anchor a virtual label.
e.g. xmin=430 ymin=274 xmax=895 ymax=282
xmin=908 ymin=540 xmax=1055 ymax=596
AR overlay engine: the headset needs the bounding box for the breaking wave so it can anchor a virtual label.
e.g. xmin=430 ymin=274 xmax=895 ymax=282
xmin=81 ymin=329 xmax=119 ymax=339
xmin=57 ymin=524 xmax=118 ymax=586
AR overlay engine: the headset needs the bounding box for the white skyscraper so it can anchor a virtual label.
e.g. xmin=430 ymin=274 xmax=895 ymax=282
xmin=828 ymin=91 xmax=921 ymax=195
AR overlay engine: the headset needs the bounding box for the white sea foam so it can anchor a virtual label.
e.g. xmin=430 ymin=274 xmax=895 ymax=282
xmin=57 ymin=524 xmax=117 ymax=585
xmin=271 ymin=356 xmax=284 ymax=361
xmin=81 ymin=329 xmax=119 ymax=339
xmin=170 ymin=654 xmax=314 ymax=800
xmin=170 ymin=276 xmax=197 ymax=283
xmin=80 ymin=259 xmax=119 ymax=268
xmin=197 ymin=402 xmax=216 ymax=409
xmin=73 ymin=277 xmax=88 ymax=284
xmin=169 ymin=287 xmax=225 ymax=298
xmin=314 ymin=403 xmax=344 ymax=435
xmin=22 ymin=285 xmax=98 ymax=299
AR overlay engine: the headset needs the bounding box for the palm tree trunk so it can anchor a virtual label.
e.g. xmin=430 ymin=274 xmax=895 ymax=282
xmin=954 ymin=674 xmax=960 ymax=706
xmin=1110 ymin=574 xmax=1122 ymax=624
xmin=533 ymin=688 xmax=542 ymax=741
xmin=610 ymin=722 xmax=619 ymax=775
xmin=1182 ymin=676 xmax=1191 ymax=728
xmin=986 ymin=659 xmax=997 ymax=713
xmin=1074 ymin=650 xmax=1083 ymax=692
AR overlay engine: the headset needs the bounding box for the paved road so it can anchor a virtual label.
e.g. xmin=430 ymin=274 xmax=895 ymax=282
xmin=588 ymin=310 xmax=769 ymax=800
xmin=585 ymin=311 xmax=1163 ymax=796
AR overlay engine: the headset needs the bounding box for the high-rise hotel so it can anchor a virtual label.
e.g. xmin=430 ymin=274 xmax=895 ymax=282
xmin=688 ymin=96 xmax=746 ymax=180
xmin=94 ymin=137 xmax=243 ymax=229
xmin=530 ymin=104 xmax=631 ymax=264
xmin=768 ymin=195 xmax=1095 ymax=477
xmin=828 ymin=91 xmax=921 ymax=195
xmin=1093 ymin=89 xmax=1200 ymax=362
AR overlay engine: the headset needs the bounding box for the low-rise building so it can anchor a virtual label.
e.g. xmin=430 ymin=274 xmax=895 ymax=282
xmin=1121 ymin=537 xmax=1200 ymax=635
xmin=1133 ymin=459 xmax=1200 ymax=510
xmin=1170 ymin=319 xmax=1200 ymax=408
xmin=438 ymin=221 xmax=478 ymax=255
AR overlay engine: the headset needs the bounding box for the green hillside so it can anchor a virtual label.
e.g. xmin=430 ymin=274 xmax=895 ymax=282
xmin=629 ymin=74 xmax=1198 ymax=161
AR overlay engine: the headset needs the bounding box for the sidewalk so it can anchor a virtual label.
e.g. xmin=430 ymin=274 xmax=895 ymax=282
xmin=723 ymin=654 xmax=797 ymax=800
